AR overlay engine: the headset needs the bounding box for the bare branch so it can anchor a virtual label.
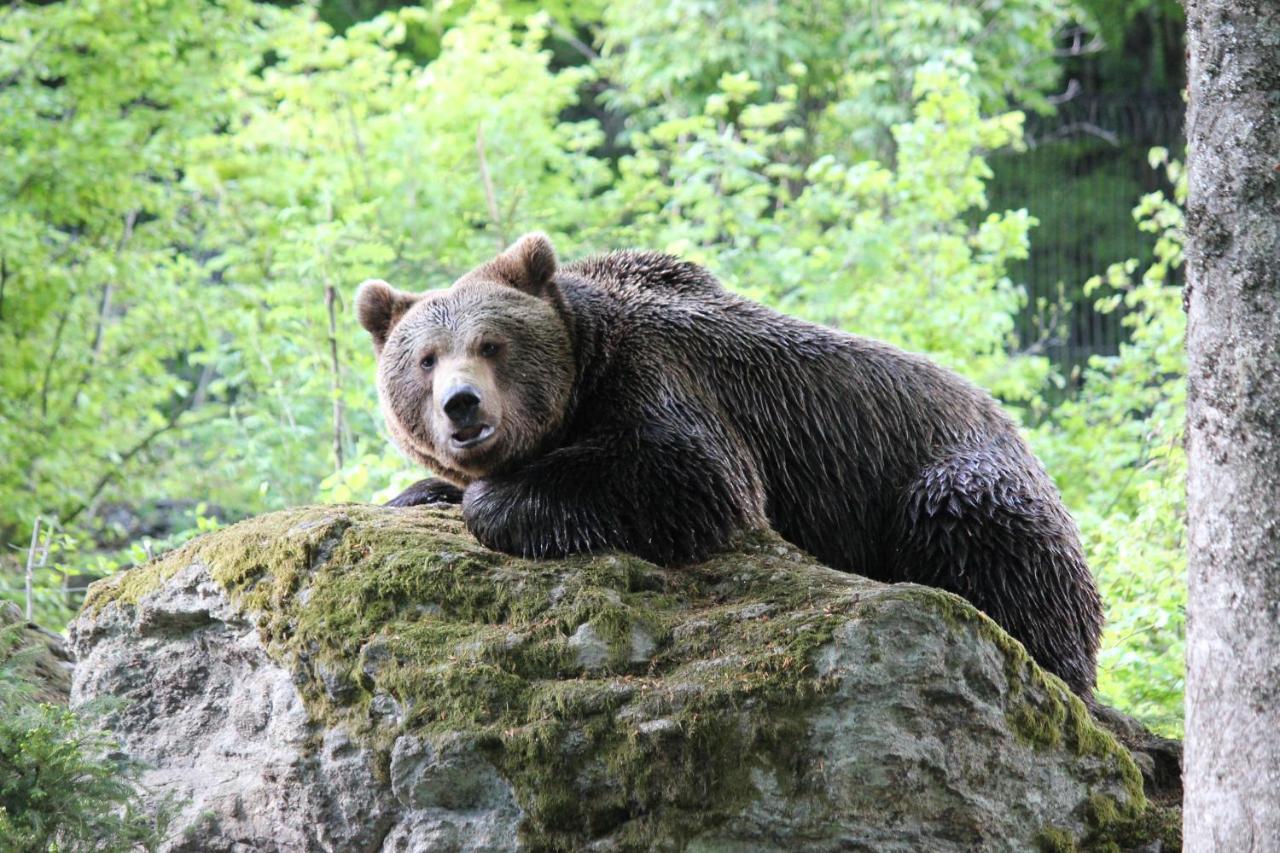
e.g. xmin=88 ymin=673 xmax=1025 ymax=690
xmin=1047 ymin=79 xmax=1082 ymax=106
xmin=1028 ymin=121 xmax=1121 ymax=148
xmin=344 ymin=100 xmax=372 ymax=194
xmin=325 ymin=285 xmax=345 ymax=473
xmin=1054 ymin=26 xmax=1105 ymax=57
xmin=69 ymin=210 xmax=138 ymax=410
xmin=38 ymin=306 xmax=72 ymax=418
xmin=476 ymin=124 xmax=509 ymax=251
xmin=24 ymin=517 xmax=42 ymax=621
xmin=189 ymin=359 xmax=215 ymax=410
xmin=551 ymin=22 xmax=600 ymax=62
xmin=60 ymin=398 xmax=217 ymax=527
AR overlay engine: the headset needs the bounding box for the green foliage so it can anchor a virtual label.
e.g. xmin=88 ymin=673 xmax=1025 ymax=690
xmin=84 ymin=505 xmax=1148 ymax=850
xmin=0 ymin=0 xmax=269 ymax=573
xmin=0 ymin=0 xmax=1185 ymax=737
xmin=1072 ymin=0 xmax=1184 ymax=92
xmin=594 ymin=58 xmax=1052 ymax=403
xmin=987 ymin=138 xmax=1163 ymax=346
xmin=1030 ymin=150 xmax=1186 ymax=735
xmin=597 ymin=0 xmax=1076 ymax=141
xmin=174 ymin=3 xmax=603 ymax=514
xmin=0 ymin=626 xmax=169 ymax=851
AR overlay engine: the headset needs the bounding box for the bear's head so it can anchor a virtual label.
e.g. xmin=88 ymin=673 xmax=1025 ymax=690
xmin=356 ymin=233 xmax=575 ymax=483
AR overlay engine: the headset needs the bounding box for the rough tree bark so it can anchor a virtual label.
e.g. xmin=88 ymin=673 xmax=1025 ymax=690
xmin=1183 ymin=0 xmax=1280 ymax=848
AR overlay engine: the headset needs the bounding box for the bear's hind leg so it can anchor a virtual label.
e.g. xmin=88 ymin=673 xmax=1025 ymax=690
xmin=891 ymin=440 xmax=1103 ymax=698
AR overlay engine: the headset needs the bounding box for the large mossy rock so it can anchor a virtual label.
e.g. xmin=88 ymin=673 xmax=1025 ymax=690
xmin=69 ymin=505 xmax=1175 ymax=851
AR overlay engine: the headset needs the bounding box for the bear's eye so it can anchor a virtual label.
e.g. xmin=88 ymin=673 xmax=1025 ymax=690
xmin=420 ymin=353 xmax=436 ymax=371
xmin=479 ymin=341 xmax=502 ymax=358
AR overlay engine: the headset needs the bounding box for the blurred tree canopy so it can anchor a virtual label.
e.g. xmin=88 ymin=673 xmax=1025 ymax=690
xmin=0 ymin=0 xmax=1184 ymax=734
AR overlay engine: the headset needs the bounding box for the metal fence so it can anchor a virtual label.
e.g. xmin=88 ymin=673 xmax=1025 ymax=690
xmin=988 ymin=93 xmax=1185 ymax=369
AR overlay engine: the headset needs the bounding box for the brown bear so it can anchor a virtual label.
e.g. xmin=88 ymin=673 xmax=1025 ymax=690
xmin=356 ymin=233 xmax=1103 ymax=697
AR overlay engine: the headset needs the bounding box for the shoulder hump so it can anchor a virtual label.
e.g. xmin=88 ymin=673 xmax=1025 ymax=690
xmin=566 ymin=250 xmax=725 ymax=296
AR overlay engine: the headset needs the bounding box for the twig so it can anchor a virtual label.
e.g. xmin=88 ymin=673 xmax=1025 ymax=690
xmin=344 ymin=101 xmax=372 ymax=194
xmin=0 ymin=26 xmax=51 ymax=91
xmin=68 ymin=210 xmax=137 ymax=410
xmin=189 ymin=359 xmax=215 ymax=410
xmin=0 ymin=583 xmax=96 ymax=596
xmin=325 ymin=285 xmax=345 ymax=473
xmin=88 ymin=283 xmax=113 ymax=360
xmin=503 ymin=187 xmax=525 ymax=229
xmin=1048 ymin=79 xmax=1082 ymax=106
xmin=1049 ymin=122 xmax=1120 ymax=146
xmin=20 ymin=518 xmax=53 ymax=620
xmin=38 ymin=306 xmax=72 ymax=417
xmin=551 ymin=22 xmax=599 ymax=62
xmin=60 ymin=408 xmax=219 ymax=527
xmin=24 ymin=517 xmax=41 ymax=621
xmin=476 ymin=124 xmax=508 ymax=251
xmin=1054 ymin=26 xmax=1105 ymax=57
xmin=0 ymin=256 xmax=7 ymax=322
xmin=1099 ymin=433 xmax=1156 ymax=521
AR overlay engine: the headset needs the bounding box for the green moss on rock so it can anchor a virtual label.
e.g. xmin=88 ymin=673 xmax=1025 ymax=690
xmin=83 ymin=505 xmax=1172 ymax=850
xmin=850 ymin=584 xmax=1167 ymax=851
xmin=86 ymin=507 xmax=868 ymax=848
xmin=0 ymin=602 xmax=72 ymax=705
xmin=1037 ymin=826 xmax=1079 ymax=853
xmin=880 ymin=587 xmax=1145 ymax=798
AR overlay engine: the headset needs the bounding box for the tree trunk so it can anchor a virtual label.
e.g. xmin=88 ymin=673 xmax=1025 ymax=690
xmin=1183 ymin=0 xmax=1280 ymax=848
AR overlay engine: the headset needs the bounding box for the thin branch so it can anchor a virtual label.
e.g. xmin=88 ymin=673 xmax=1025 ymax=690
xmin=970 ymin=7 xmax=1006 ymax=49
xmin=551 ymin=22 xmax=600 ymax=62
xmin=1041 ymin=121 xmax=1121 ymax=147
xmin=476 ymin=124 xmax=508 ymax=251
xmin=60 ymin=403 xmax=217 ymax=527
xmin=88 ymin=282 xmax=113 ymax=360
xmin=325 ymin=285 xmax=345 ymax=473
xmin=1054 ymin=26 xmax=1105 ymax=57
xmin=1048 ymin=79 xmax=1082 ymax=106
xmin=189 ymin=359 xmax=215 ymax=411
xmin=0 ymin=27 xmax=51 ymax=91
xmin=38 ymin=306 xmax=72 ymax=418
xmin=69 ymin=210 xmax=137 ymax=409
xmin=1099 ymin=432 xmax=1156 ymax=521
xmin=58 ymin=327 xmax=215 ymax=522
xmin=24 ymin=517 xmax=42 ymax=621
xmin=0 ymin=256 xmax=7 ymax=322
xmin=344 ymin=100 xmax=372 ymax=194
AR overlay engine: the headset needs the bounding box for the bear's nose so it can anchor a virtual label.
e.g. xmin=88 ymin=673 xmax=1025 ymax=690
xmin=442 ymin=385 xmax=482 ymax=425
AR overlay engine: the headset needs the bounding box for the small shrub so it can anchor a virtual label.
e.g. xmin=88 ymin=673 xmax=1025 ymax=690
xmin=0 ymin=626 xmax=171 ymax=852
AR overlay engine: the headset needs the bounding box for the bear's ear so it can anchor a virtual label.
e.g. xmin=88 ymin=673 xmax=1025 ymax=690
xmin=355 ymin=279 xmax=418 ymax=354
xmin=488 ymin=232 xmax=558 ymax=297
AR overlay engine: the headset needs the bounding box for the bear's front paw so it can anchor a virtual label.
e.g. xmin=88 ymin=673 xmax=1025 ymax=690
xmin=462 ymin=480 xmax=577 ymax=560
xmin=460 ymin=480 xmax=517 ymax=553
xmin=384 ymin=478 xmax=464 ymax=508
xmin=460 ymin=479 xmax=494 ymax=530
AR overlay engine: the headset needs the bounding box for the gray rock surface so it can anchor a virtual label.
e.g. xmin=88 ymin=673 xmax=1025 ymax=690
xmin=69 ymin=505 xmax=1174 ymax=851
xmin=71 ymin=560 xmax=399 ymax=851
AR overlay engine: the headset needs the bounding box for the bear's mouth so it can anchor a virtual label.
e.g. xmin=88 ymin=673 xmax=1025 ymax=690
xmin=450 ymin=423 xmax=495 ymax=449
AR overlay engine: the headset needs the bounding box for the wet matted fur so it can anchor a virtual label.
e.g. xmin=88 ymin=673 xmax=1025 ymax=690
xmin=356 ymin=234 xmax=1103 ymax=697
